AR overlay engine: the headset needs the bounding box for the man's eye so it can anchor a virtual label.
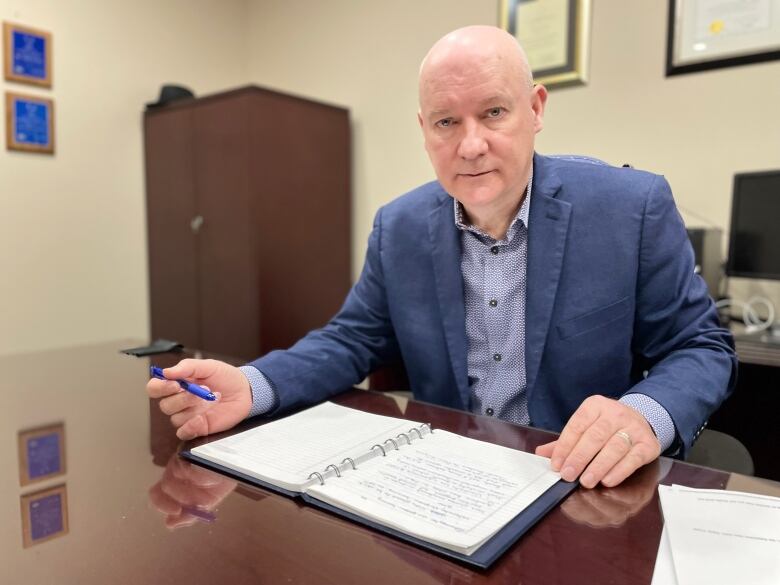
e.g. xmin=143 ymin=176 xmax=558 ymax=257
xmin=487 ymin=107 xmax=503 ymax=118
xmin=437 ymin=118 xmax=452 ymax=128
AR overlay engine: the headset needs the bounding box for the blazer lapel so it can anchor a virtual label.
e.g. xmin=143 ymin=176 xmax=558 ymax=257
xmin=525 ymin=155 xmax=571 ymax=394
xmin=428 ymin=196 xmax=470 ymax=409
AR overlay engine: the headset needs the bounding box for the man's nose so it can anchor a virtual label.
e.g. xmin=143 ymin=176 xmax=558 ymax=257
xmin=457 ymin=120 xmax=488 ymax=160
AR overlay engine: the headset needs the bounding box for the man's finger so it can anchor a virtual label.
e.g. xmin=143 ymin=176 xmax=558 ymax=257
xmin=170 ymin=404 xmax=210 ymax=429
xmin=558 ymin=416 xmax=617 ymax=482
xmin=165 ymin=358 xmax=218 ymax=382
xmin=146 ymin=378 xmax=183 ymax=399
xmin=176 ymin=413 xmax=209 ymax=441
xmin=578 ymin=431 xmax=633 ymax=488
xmin=159 ymin=391 xmax=202 ymax=416
xmin=550 ymin=399 xmax=601 ymax=471
xmin=601 ymin=444 xmax=656 ymax=487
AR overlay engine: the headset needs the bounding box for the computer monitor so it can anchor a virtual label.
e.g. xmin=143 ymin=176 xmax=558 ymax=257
xmin=726 ymin=170 xmax=780 ymax=280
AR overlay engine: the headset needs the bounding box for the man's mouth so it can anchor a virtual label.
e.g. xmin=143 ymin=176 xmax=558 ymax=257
xmin=460 ymin=170 xmax=493 ymax=178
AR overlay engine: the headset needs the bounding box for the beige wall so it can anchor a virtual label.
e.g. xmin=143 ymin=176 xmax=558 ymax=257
xmin=2 ymin=1 xmax=779 ymax=356
xmin=0 ymin=0 xmax=248 ymax=355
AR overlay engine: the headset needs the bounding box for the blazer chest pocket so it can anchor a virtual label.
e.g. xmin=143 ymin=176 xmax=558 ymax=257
xmin=557 ymin=296 xmax=632 ymax=340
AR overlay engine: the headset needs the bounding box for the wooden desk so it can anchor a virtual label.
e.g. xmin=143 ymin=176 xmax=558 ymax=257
xmin=4 ymin=341 xmax=779 ymax=584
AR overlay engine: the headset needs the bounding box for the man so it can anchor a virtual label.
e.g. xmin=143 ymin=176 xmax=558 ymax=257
xmin=148 ymin=26 xmax=736 ymax=489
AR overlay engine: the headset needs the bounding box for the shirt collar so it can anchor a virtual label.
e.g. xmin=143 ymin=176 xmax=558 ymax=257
xmin=453 ymin=167 xmax=533 ymax=244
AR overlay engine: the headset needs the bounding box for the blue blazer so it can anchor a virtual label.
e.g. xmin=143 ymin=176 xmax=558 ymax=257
xmin=251 ymin=153 xmax=736 ymax=457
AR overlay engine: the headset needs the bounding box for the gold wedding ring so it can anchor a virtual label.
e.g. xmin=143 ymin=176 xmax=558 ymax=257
xmin=615 ymin=430 xmax=633 ymax=448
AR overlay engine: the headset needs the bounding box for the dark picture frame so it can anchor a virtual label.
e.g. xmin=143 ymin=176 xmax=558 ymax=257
xmin=3 ymin=21 xmax=52 ymax=87
xmin=5 ymin=92 xmax=55 ymax=154
xmin=666 ymin=0 xmax=780 ymax=76
xmin=499 ymin=0 xmax=591 ymax=89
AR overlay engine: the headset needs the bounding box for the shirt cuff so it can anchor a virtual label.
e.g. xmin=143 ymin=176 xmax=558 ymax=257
xmin=619 ymin=393 xmax=677 ymax=452
xmin=238 ymin=365 xmax=278 ymax=417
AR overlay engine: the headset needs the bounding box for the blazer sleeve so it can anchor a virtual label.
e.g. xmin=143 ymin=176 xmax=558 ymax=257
xmin=625 ymin=175 xmax=737 ymax=457
xmin=246 ymin=207 xmax=400 ymax=415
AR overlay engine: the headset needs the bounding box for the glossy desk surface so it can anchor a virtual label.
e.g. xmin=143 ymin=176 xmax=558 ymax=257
xmin=4 ymin=341 xmax=779 ymax=585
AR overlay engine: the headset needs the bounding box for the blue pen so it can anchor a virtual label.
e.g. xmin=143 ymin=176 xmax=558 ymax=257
xmin=150 ymin=366 xmax=217 ymax=401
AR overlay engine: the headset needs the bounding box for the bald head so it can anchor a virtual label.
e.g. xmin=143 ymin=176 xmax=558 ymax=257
xmin=416 ymin=25 xmax=547 ymax=237
xmin=419 ymin=25 xmax=533 ymax=106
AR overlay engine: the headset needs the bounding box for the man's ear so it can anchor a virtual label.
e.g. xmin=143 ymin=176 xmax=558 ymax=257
xmin=417 ymin=111 xmax=424 ymax=129
xmin=531 ymin=84 xmax=548 ymax=134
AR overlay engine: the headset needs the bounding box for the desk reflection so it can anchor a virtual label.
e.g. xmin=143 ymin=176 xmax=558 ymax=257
xmin=560 ymin=461 xmax=661 ymax=528
xmin=148 ymin=452 xmax=237 ymax=530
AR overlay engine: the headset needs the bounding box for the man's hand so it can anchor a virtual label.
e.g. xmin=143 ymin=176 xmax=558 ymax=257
xmin=535 ymin=395 xmax=661 ymax=489
xmin=146 ymin=358 xmax=252 ymax=440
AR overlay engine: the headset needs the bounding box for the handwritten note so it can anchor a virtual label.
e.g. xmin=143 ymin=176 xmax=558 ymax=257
xmin=308 ymin=430 xmax=559 ymax=552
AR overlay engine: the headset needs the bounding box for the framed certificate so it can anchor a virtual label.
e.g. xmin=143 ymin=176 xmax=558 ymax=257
xmin=3 ymin=21 xmax=52 ymax=87
xmin=5 ymin=92 xmax=55 ymax=154
xmin=499 ymin=0 xmax=591 ymax=88
xmin=20 ymin=485 xmax=69 ymax=548
xmin=667 ymin=0 xmax=780 ymax=76
xmin=18 ymin=423 xmax=66 ymax=485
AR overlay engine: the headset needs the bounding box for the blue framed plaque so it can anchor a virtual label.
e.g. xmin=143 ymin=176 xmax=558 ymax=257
xmin=18 ymin=423 xmax=66 ymax=485
xmin=20 ymin=485 xmax=69 ymax=547
xmin=3 ymin=22 xmax=52 ymax=87
xmin=6 ymin=92 xmax=55 ymax=154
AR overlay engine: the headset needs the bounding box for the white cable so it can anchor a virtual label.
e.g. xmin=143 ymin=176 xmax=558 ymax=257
xmin=715 ymin=296 xmax=776 ymax=334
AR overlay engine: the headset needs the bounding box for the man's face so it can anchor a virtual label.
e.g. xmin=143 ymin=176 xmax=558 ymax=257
xmin=418 ymin=56 xmax=546 ymax=215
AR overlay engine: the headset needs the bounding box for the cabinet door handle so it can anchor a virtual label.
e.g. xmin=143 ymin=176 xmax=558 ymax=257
xmin=190 ymin=215 xmax=204 ymax=234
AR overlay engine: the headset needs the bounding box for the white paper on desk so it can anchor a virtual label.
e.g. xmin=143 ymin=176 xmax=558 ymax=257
xmin=650 ymin=527 xmax=678 ymax=585
xmin=658 ymin=485 xmax=780 ymax=585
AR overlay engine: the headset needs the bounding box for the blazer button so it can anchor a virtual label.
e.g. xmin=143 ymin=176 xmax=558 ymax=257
xmin=493 ymin=353 xmax=502 ymax=362
xmin=490 ymin=246 xmax=499 ymax=255
xmin=486 ymin=408 xmax=494 ymax=416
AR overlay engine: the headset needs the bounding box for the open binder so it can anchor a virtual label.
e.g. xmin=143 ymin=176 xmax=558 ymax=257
xmin=181 ymin=402 xmax=577 ymax=569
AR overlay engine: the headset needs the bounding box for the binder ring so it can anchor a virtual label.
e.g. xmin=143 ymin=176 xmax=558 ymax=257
xmin=371 ymin=444 xmax=387 ymax=457
xmin=384 ymin=438 xmax=399 ymax=450
xmin=409 ymin=428 xmax=423 ymax=439
xmin=396 ymin=432 xmax=411 ymax=445
xmin=325 ymin=464 xmax=341 ymax=477
xmin=308 ymin=471 xmax=325 ymax=485
xmin=341 ymin=457 xmax=357 ymax=470
xmin=420 ymin=422 xmax=433 ymax=434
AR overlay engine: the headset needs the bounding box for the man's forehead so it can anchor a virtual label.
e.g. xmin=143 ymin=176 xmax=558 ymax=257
xmin=420 ymin=65 xmax=518 ymax=112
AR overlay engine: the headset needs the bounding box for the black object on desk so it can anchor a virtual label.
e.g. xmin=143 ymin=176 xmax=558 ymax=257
xmin=120 ymin=339 xmax=183 ymax=357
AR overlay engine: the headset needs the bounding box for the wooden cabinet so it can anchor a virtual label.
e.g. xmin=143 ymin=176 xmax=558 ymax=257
xmin=144 ymin=86 xmax=351 ymax=360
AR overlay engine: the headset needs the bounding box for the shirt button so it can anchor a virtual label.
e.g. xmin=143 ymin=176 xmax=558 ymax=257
xmin=486 ymin=407 xmax=494 ymax=416
xmin=488 ymin=299 xmax=498 ymax=307
xmin=493 ymin=353 xmax=502 ymax=362
xmin=490 ymin=246 xmax=499 ymax=255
